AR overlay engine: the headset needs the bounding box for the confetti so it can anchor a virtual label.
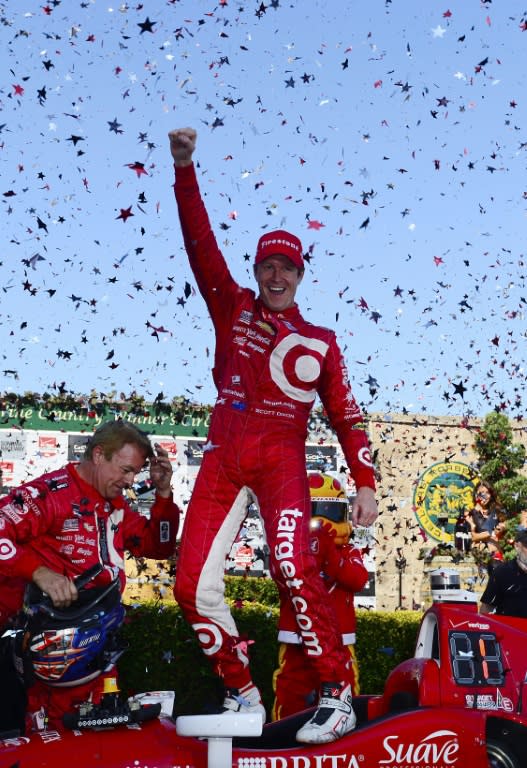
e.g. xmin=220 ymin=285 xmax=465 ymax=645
xmin=0 ymin=2 xmax=525 ymax=420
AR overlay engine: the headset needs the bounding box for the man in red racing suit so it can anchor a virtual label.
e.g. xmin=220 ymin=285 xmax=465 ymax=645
xmin=169 ymin=127 xmax=378 ymax=744
xmin=0 ymin=420 xmax=180 ymax=730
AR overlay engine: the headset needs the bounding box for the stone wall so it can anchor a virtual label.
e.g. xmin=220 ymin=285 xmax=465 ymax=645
xmin=367 ymin=413 xmax=527 ymax=610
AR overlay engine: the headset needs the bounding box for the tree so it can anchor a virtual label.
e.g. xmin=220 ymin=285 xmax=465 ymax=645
xmin=473 ymin=412 xmax=527 ymax=559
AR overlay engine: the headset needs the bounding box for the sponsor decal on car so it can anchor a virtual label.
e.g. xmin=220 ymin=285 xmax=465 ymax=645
xmin=237 ymin=754 xmax=363 ymax=767
xmin=379 ymin=730 xmax=460 ymax=767
xmin=465 ymin=690 xmax=513 ymax=712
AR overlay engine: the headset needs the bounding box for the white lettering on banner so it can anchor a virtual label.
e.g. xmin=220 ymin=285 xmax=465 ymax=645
xmin=274 ymin=508 xmax=322 ymax=657
xmin=380 ymin=730 xmax=460 ymax=766
xmin=37 ymin=407 xmax=104 ymax=427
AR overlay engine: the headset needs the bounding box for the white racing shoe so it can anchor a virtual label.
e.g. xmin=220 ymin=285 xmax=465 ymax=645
xmin=296 ymin=681 xmax=356 ymax=744
xmin=222 ymin=683 xmax=267 ymax=724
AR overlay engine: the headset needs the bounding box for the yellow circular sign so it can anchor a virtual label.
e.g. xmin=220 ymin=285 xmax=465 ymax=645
xmin=413 ymin=461 xmax=478 ymax=543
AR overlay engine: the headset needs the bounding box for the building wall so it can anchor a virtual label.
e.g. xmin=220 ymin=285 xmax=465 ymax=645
xmin=367 ymin=413 xmax=527 ymax=610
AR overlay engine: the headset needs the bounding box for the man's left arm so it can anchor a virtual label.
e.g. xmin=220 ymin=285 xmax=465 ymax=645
xmin=123 ymin=445 xmax=180 ymax=558
xmin=351 ymin=487 xmax=378 ymax=529
xmin=479 ymin=570 xmax=499 ymax=615
xmin=318 ymin=335 xmax=378 ymax=527
xmin=149 ymin=443 xmax=173 ymax=499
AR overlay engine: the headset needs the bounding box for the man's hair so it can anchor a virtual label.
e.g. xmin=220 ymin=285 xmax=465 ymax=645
xmin=84 ymin=420 xmax=154 ymax=462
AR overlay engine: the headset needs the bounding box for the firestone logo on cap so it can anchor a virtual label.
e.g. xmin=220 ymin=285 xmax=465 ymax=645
xmin=255 ymin=229 xmax=304 ymax=270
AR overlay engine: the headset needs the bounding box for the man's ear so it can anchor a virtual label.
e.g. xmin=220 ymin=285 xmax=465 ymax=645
xmin=92 ymin=445 xmax=104 ymax=464
xmin=253 ymin=264 xmax=258 ymax=280
xmin=297 ymin=269 xmax=305 ymax=284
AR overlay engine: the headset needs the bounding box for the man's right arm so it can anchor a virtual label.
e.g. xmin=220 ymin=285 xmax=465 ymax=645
xmin=0 ymin=488 xmax=49 ymax=581
xmin=479 ymin=571 xmax=499 ymax=615
xmin=169 ymin=127 xmax=196 ymax=167
xmin=0 ymin=487 xmax=78 ymax=608
xmin=168 ymin=127 xmax=240 ymax=312
xmin=31 ymin=566 xmax=78 ymax=609
xmin=479 ymin=602 xmax=495 ymax=614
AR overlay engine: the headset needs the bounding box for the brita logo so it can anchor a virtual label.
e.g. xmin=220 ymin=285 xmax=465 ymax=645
xmin=380 ymin=730 xmax=459 ymax=767
xmin=237 ymin=755 xmax=362 ymax=767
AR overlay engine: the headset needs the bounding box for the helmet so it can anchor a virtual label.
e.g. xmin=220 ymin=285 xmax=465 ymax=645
xmin=308 ymin=472 xmax=351 ymax=545
xmin=21 ymin=579 xmax=125 ymax=688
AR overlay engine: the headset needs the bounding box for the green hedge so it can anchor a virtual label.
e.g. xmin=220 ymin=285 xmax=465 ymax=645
xmin=223 ymin=574 xmax=281 ymax=607
xmin=120 ymin=576 xmax=421 ymax=717
xmin=354 ymin=609 xmax=422 ymax=693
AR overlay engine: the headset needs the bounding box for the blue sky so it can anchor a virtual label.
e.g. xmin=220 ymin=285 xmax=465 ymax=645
xmin=1 ymin=0 xmax=526 ymax=419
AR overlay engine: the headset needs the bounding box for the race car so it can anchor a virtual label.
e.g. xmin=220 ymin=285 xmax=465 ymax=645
xmin=1 ymin=568 xmax=526 ymax=768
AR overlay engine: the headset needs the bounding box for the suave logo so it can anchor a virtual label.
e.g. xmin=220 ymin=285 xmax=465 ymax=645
xmin=380 ymin=730 xmax=459 ymax=766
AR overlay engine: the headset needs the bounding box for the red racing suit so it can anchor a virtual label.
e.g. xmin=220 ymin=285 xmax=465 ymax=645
xmin=272 ymin=525 xmax=369 ymax=719
xmin=0 ymin=463 xmax=180 ymax=726
xmin=173 ymin=163 xmax=376 ymax=691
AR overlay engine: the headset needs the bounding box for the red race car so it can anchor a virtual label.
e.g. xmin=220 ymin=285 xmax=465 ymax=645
xmin=2 ymin=569 xmax=527 ymax=768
